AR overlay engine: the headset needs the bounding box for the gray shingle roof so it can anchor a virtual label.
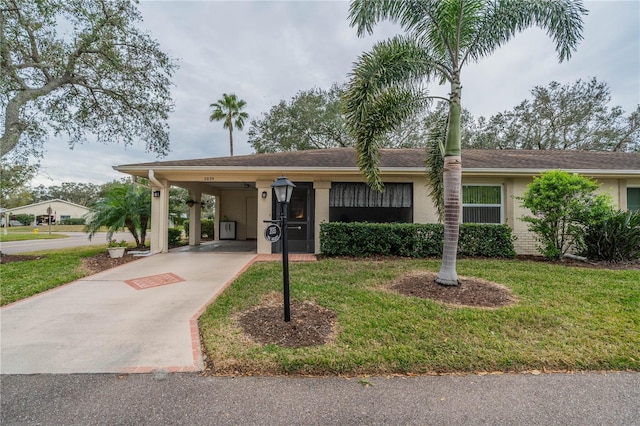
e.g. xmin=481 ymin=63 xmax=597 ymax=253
xmin=117 ymin=148 xmax=640 ymax=171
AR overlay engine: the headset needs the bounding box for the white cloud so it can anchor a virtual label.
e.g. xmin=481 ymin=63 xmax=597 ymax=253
xmin=30 ymin=0 xmax=639 ymax=187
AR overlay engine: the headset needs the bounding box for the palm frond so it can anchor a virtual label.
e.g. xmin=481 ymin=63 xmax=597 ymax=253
xmin=424 ymin=113 xmax=447 ymax=222
xmin=463 ymin=0 xmax=586 ymax=66
xmin=343 ymin=36 xmax=438 ymax=190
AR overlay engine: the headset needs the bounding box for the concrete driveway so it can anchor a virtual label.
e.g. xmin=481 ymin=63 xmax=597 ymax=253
xmin=1 ymin=252 xmax=256 ymax=374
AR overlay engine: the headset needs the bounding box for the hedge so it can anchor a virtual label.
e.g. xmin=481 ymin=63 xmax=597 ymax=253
xmin=168 ymin=228 xmax=183 ymax=246
xmin=320 ymin=222 xmax=516 ymax=258
xmin=183 ymin=219 xmax=215 ymax=239
xmin=60 ymin=218 xmax=86 ymax=225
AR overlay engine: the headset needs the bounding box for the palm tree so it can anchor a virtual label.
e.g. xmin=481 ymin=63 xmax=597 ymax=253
xmin=209 ymin=93 xmax=249 ymax=156
xmin=84 ymin=184 xmax=151 ymax=248
xmin=343 ymin=0 xmax=586 ymax=286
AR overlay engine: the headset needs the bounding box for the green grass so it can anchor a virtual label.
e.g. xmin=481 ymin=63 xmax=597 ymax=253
xmin=0 ymin=246 xmax=106 ymax=306
xmin=199 ymin=258 xmax=640 ymax=376
xmin=0 ymin=224 xmax=93 ymax=242
xmin=0 ymin=232 xmax=68 ymax=242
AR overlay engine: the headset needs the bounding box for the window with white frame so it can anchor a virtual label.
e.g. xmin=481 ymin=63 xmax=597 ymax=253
xmin=462 ymin=185 xmax=503 ymax=224
xmin=628 ymin=187 xmax=640 ymax=211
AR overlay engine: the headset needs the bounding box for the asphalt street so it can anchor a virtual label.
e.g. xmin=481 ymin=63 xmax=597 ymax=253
xmin=2 ymin=372 xmax=639 ymax=425
xmin=0 ymin=231 xmax=135 ymax=254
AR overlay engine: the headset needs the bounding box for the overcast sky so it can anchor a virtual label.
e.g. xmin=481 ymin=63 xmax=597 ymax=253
xmin=30 ymin=0 xmax=639 ymax=187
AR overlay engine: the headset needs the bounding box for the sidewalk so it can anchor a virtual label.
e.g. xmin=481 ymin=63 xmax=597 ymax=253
xmin=0 ymin=252 xmax=256 ymax=374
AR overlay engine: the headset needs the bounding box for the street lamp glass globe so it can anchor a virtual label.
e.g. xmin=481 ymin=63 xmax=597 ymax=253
xmin=271 ymin=176 xmax=295 ymax=204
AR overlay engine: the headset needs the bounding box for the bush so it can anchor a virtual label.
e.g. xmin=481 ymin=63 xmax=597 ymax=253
xmin=518 ymin=170 xmax=612 ymax=260
xmin=60 ymin=218 xmax=86 ymax=225
xmin=14 ymin=214 xmax=35 ymax=226
xmin=320 ymin=222 xmax=516 ymax=258
xmin=579 ymin=210 xmax=640 ymax=262
xmin=168 ymin=228 xmax=183 ymax=247
xmin=183 ymin=219 xmax=215 ymax=239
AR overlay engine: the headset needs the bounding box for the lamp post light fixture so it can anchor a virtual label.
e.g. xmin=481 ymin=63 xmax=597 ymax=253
xmin=271 ymin=176 xmax=296 ymax=322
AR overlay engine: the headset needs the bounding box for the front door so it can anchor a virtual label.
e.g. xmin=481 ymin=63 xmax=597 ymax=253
xmin=273 ymin=182 xmax=314 ymax=253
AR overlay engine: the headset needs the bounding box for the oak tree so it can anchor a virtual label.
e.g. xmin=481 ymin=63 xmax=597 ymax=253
xmin=1 ymin=0 xmax=177 ymax=158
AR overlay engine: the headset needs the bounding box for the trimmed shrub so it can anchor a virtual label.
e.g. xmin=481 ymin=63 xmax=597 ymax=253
xmin=320 ymin=222 xmax=516 ymax=258
xmin=60 ymin=218 xmax=86 ymax=225
xmin=201 ymin=220 xmax=215 ymax=238
xmin=579 ymin=210 xmax=640 ymax=262
xmin=183 ymin=219 xmax=215 ymax=239
xmin=168 ymin=228 xmax=183 ymax=247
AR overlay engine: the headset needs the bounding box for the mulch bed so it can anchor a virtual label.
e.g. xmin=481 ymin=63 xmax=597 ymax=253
xmin=80 ymin=251 xmax=141 ymax=274
xmin=237 ymin=297 xmax=337 ymax=348
xmin=390 ymin=271 xmax=517 ymax=308
xmin=0 ymin=253 xmax=45 ymax=264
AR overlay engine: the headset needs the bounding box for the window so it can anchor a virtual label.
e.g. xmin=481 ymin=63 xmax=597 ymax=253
xmin=628 ymin=187 xmax=640 ymax=211
xmin=329 ymin=183 xmax=413 ymax=223
xmin=462 ymin=185 xmax=503 ymax=224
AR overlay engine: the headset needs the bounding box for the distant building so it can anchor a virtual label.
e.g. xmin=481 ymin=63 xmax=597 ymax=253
xmin=2 ymin=199 xmax=90 ymax=226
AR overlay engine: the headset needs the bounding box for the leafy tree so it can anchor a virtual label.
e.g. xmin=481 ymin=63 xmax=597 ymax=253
xmin=343 ymin=0 xmax=586 ymax=285
xmin=209 ymin=93 xmax=249 ymax=156
xmin=518 ymin=170 xmax=612 ymax=260
xmin=0 ymin=0 xmax=177 ymax=158
xmin=468 ymin=78 xmax=640 ymax=152
xmin=30 ymin=182 xmax=101 ymax=206
xmin=249 ymin=84 xmax=352 ymax=153
xmin=84 ymin=183 xmax=150 ymax=248
xmin=249 ymin=83 xmax=452 ymax=153
xmin=0 ymin=157 xmax=36 ymax=208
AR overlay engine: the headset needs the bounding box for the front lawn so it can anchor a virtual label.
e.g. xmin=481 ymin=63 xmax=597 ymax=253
xmin=0 ymin=246 xmax=105 ymax=305
xmin=0 ymin=232 xmax=68 ymax=242
xmin=199 ymin=258 xmax=640 ymax=376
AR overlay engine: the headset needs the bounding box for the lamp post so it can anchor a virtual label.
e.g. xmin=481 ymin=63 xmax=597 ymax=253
xmin=271 ymin=176 xmax=295 ymax=322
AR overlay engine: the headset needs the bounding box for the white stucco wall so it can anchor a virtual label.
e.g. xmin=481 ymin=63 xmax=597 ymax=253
xmin=4 ymin=200 xmax=90 ymax=224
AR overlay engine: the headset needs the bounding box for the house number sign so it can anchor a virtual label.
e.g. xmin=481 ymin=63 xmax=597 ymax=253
xmin=264 ymin=224 xmax=282 ymax=243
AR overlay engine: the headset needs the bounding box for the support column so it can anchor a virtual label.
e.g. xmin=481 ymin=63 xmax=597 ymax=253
xmin=188 ymin=192 xmax=202 ymax=246
xmin=150 ymin=182 xmax=169 ymax=254
xmin=256 ymin=180 xmax=274 ymax=254
xmin=313 ymin=181 xmax=331 ymax=254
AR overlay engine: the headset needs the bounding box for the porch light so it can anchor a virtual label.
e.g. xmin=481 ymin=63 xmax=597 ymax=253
xmin=153 ymin=190 xmax=161 ymax=198
xmin=261 ymin=191 xmax=268 ymax=199
xmin=271 ymin=176 xmax=295 ymax=204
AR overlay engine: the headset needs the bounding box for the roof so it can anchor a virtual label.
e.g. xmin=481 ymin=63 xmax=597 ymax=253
xmin=3 ymin=199 xmax=90 ymax=213
xmin=115 ymin=148 xmax=640 ymax=174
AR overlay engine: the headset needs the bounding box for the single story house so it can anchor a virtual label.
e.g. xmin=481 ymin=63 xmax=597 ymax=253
xmin=1 ymin=199 xmax=91 ymax=226
xmin=114 ymin=148 xmax=640 ymax=256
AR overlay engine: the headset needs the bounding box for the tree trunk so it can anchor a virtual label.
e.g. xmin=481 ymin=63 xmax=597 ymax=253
xmin=139 ymin=215 xmax=149 ymax=248
xmin=124 ymin=218 xmax=141 ymax=248
xmin=436 ymin=155 xmax=461 ymax=285
xmin=228 ymin=114 xmax=234 ymax=156
xmin=436 ymin=80 xmax=462 ymax=286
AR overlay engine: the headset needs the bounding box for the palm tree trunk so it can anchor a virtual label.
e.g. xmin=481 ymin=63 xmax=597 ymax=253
xmin=436 ymin=155 xmax=461 ymax=285
xmin=436 ymin=81 xmax=462 ymax=286
xmin=228 ymin=114 xmax=234 ymax=156
xmin=124 ymin=218 xmax=141 ymax=248
xmin=139 ymin=215 xmax=149 ymax=248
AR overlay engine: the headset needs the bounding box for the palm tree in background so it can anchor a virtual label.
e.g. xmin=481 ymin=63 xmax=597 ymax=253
xmin=343 ymin=0 xmax=587 ymax=285
xmin=209 ymin=93 xmax=249 ymax=156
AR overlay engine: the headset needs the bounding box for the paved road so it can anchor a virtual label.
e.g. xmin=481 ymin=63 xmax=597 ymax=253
xmin=2 ymin=372 xmax=638 ymax=425
xmin=0 ymin=231 xmax=135 ymax=254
